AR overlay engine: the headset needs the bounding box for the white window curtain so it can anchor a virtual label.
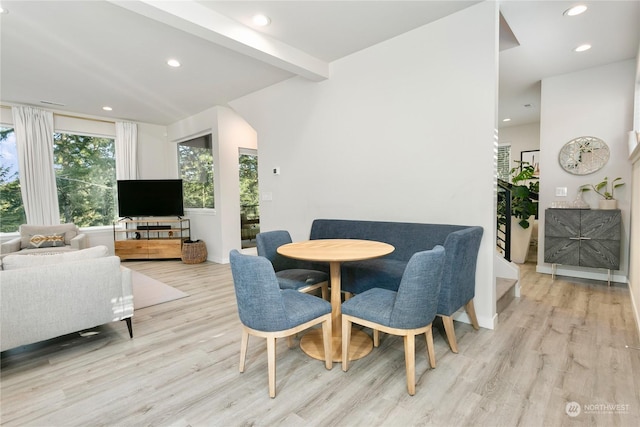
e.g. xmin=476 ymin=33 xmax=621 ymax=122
xmin=115 ymin=121 xmax=138 ymax=180
xmin=11 ymin=106 xmax=60 ymax=225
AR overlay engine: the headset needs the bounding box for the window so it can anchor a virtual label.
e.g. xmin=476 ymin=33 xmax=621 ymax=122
xmin=54 ymin=133 xmax=117 ymax=227
xmin=497 ymin=145 xmax=511 ymax=182
xmin=178 ymin=134 xmax=214 ymax=209
xmin=0 ymin=127 xmax=26 ymax=232
xmin=239 ymin=149 xmax=258 ymax=215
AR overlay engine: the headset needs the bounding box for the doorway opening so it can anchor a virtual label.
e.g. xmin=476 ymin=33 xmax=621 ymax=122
xmin=239 ymin=149 xmax=259 ymax=249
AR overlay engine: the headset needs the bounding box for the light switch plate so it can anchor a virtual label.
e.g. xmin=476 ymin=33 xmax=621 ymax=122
xmin=555 ymin=187 xmax=567 ymax=197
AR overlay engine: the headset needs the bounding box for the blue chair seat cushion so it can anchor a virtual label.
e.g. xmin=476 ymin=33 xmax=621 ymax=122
xmin=341 ymin=288 xmax=397 ymax=327
xmin=341 ymin=259 xmax=406 ymax=294
xmin=282 ymin=290 xmax=331 ymax=328
xmin=275 ymin=269 xmax=328 ymax=290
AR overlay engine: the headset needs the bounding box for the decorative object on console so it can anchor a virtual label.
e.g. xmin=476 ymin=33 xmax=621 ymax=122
xmin=580 ymin=176 xmax=625 ymax=210
xmin=558 ymin=136 xmax=609 ymax=175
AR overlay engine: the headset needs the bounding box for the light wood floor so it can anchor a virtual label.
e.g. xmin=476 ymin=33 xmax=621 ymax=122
xmin=2 ymin=259 xmax=639 ymax=426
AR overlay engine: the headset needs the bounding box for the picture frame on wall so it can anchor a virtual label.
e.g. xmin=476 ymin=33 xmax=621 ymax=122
xmin=521 ymin=149 xmax=540 ymax=177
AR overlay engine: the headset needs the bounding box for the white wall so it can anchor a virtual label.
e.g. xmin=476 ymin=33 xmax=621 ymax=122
xmin=137 ymin=122 xmax=172 ymax=179
xmin=499 ymin=122 xmax=540 ymax=172
xmin=230 ymin=1 xmax=500 ymax=328
xmin=538 ymin=60 xmax=635 ymax=282
xmin=166 ymin=106 xmax=257 ymax=263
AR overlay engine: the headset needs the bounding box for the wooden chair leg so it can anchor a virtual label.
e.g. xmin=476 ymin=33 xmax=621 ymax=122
xmin=465 ymin=299 xmax=480 ymax=330
xmin=287 ymin=335 xmax=294 ymax=348
xmin=373 ymin=329 xmax=380 ymax=347
xmin=425 ymin=325 xmax=436 ymax=368
xmin=321 ymin=283 xmax=329 ymax=301
xmin=322 ymin=316 xmax=333 ymax=370
xmin=403 ymin=333 xmax=416 ymax=396
xmin=344 ymin=292 xmax=352 ymax=301
xmin=239 ymin=329 xmax=249 ymax=373
xmin=441 ymin=315 xmax=458 ymax=353
xmin=267 ymin=336 xmax=277 ymax=398
xmin=342 ymin=317 xmax=352 ymax=371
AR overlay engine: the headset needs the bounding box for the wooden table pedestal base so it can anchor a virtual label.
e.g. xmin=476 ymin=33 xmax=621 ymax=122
xmin=300 ymin=328 xmax=373 ymax=362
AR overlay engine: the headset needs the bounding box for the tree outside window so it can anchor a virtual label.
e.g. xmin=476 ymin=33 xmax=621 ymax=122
xmin=0 ymin=129 xmax=117 ymax=232
xmin=54 ymin=133 xmax=117 ymax=227
xmin=239 ymin=151 xmax=259 ymax=219
xmin=178 ymin=134 xmax=214 ymax=209
xmin=0 ymin=127 xmax=26 ymax=232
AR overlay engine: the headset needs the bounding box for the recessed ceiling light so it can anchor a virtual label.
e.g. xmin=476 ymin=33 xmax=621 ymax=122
xmin=167 ymin=59 xmax=181 ymax=68
xmin=503 ymin=118 xmax=511 ymax=122
xmin=0 ymin=7 xmax=8 ymax=14
xmin=252 ymin=14 xmax=271 ymax=26
xmin=102 ymin=106 xmax=113 ymax=111
xmin=574 ymin=44 xmax=591 ymax=52
xmin=563 ymin=5 xmax=587 ymax=16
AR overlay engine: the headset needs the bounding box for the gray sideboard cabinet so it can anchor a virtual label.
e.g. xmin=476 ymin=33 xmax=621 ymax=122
xmin=544 ymin=208 xmax=621 ymax=285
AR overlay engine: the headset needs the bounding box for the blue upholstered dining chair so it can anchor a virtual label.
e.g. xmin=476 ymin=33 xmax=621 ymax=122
xmin=256 ymin=230 xmax=329 ymax=300
xmin=229 ymin=250 xmax=333 ymax=398
xmin=341 ymin=246 xmax=445 ymax=396
xmin=437 ymin=226 xmax=483 ymax=353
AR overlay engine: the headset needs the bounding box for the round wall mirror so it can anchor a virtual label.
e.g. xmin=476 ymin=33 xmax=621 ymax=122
xmin=558 ymin=136 xmax=609 ymax=175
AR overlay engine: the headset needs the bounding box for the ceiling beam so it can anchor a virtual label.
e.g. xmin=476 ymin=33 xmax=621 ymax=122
xmin=107 ymin=0 xmax=329 ymax=82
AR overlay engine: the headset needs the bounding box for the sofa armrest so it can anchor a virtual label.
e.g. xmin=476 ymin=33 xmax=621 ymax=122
xmin=1 ymin=237 xmax=21 ymax=255
xmin=71 ymin=233 xmax=88 ymax=250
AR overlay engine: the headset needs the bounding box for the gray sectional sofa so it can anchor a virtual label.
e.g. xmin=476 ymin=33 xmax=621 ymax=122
xmin=0 ymin=246 xmax=133 ymax=352
xmin=309 ymin=219 xmax=484 ymax=352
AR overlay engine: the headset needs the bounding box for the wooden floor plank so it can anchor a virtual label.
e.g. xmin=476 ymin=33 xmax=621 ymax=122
xmin=2 ymin=259 xmax=639 ymax=426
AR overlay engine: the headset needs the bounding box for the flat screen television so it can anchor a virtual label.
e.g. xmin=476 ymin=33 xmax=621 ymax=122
xmin=117 ymin=179 xmax=184 ymax=218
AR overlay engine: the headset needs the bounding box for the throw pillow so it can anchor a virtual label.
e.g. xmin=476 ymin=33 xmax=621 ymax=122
xmin=28 ymin=233 xmax=65 ymax=248
xmin=1 ymin=245 xmax=109 ymax=270
xmin=19 ymin=223 xmax=78 ymax=248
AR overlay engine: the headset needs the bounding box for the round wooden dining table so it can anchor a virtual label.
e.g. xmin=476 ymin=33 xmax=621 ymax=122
xmin=277 ymin=239 xmax=394 ymax=362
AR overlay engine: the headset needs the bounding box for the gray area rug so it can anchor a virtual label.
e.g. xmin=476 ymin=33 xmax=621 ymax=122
xmin=131 ymin=270 xmax=188 ymax=309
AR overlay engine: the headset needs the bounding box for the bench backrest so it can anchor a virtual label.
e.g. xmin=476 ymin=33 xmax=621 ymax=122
xmin=310 ymin=219 xmax=470 ymax=261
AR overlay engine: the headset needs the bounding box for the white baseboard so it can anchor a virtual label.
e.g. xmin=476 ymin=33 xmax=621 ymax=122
xmin=453 ymin=310 xmax=496 ymax=330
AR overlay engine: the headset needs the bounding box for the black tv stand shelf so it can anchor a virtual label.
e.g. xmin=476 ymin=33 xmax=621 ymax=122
xmin=137 ymin=225 xmax=172 ymax=231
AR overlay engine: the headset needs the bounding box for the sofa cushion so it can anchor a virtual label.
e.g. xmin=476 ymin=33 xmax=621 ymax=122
xmin=20 ymin=223 xmax=78 ymax=248
xmin=2 ymin=245 xmax=109 ymax=270
xmin=27 ymin=233 xmax=66 ymax=249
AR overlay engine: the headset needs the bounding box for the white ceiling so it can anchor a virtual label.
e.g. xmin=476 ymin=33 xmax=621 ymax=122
xmin=1 ymin=1 xmax=638 ymax=127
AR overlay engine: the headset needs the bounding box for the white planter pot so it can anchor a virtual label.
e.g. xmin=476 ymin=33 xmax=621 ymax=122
xmin=598 ymin=199 xmax=618 ymax=210
xmin=510 ymin=216 xmax=534 ymax=264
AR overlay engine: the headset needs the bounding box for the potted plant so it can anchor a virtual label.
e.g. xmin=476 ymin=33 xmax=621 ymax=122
xmin=509 ymin=161 xmax=539 ymax=229
xmin=498 ymin=161 xmax=539 ymax=264
xmin=580 ymin=177 xmax=624 ymax=209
